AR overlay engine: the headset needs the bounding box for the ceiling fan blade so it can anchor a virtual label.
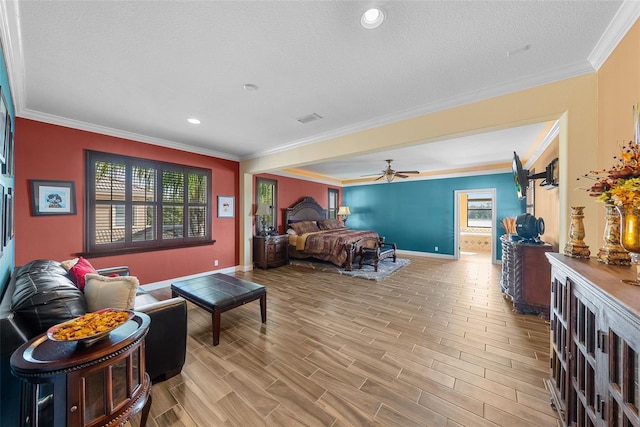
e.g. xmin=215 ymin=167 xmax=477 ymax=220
xmin=395 ymin=173 xmax=410 ymax=179
xmin=360 ymin=173 xmax=383 ymax=177
xmin=374 ymin=175 xmax=384 ymax=181
xmin=396 ymin=170 xmax=420 ymax=174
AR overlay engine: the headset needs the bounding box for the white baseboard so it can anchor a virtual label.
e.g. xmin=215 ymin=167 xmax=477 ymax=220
xmin=396 ymin=249 xmax=455 ymax=260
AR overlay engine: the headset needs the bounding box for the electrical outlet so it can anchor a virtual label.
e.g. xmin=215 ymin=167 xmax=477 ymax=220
xmin=435 ymin=246 xmax=438 ymax=252
xmin=214 ymin=260 xmax=219 ymax=266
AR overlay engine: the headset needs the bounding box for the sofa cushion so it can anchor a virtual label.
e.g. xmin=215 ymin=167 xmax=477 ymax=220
xmin=68 ymin=257 xmax=98 ymax=291
xmin=84 ymin=274 xmax=139 ymax=312
xmin=11 ymin=260 xmax=87 ymax=337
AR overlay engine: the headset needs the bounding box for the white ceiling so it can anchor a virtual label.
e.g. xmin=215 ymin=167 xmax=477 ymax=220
xmin=1 ymin=1 xmax=637 ymax=182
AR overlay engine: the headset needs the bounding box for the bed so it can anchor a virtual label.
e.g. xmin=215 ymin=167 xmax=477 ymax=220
xmin=285 ymin=197 xmax=379 ymax=270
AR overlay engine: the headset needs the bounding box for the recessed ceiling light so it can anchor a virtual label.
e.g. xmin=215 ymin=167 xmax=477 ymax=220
xmin=361 ymin=8 xmax=385 ymax=29
xmin=187 ymin=118 xmax=201 ymax=125
xmin=243 ymin=83 xmax=259 ymax=92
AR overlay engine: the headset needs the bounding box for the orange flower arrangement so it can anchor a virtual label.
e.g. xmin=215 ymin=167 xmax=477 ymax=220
xmin=581 ymin=141 xmax=640 ymax=209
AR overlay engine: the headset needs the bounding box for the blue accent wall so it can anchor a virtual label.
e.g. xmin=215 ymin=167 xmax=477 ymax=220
xmin=343 ymin=172 xmax=524 ymax=259
xmin=0 ymin=44 xmax=15 ymax=295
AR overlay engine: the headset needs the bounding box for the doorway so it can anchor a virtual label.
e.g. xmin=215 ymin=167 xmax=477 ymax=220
xmin=454 ymin=189 xmax=497 ymax=263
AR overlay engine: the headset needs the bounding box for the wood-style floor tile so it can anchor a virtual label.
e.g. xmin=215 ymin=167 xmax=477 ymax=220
xmin=129 ymin=254 xmax=559 ymax=426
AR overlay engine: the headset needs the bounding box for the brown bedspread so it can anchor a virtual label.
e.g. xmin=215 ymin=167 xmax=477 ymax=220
xmin=293 ymin=228 xmax=379 ymax=267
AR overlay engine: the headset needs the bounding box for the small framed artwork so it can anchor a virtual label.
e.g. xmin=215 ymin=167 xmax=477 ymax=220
xmin=4 ymin=188 xmax=13 ymax=245
xmin=0 ymin=89 xmax=6 ymax=166
xmin=30 ymin=180 xmax=77 ymax=216
xmin=217 ymin=196 xmax=235 ymax=218
xmin=2 ymin=129 xmax=13 ymax=177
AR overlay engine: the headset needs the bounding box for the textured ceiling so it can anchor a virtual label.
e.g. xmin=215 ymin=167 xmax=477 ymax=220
xmin=0 ymin=1 xmax=635 ymax=181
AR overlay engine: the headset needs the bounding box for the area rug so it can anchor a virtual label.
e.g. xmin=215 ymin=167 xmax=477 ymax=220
xmin=289 ymin=257 xmax=410 ymax=282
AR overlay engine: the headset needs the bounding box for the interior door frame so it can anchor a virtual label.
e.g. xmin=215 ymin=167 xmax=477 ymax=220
xmin=454 ymin=188 xmax=497 ymax=263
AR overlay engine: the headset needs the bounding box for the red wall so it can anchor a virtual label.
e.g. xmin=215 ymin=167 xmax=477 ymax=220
xmin=15 ymin=118 xmax=239 ymax=284
xmin=255 ymin=173 xmax=341 ymax=234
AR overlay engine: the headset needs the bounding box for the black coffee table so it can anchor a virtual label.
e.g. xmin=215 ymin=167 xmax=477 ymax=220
xmin=171 ymin=273 xmax=266 ymax=346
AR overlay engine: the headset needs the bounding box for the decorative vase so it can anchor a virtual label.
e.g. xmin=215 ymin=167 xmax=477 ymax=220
xmin=563 ymin=206 xmax=590 ymax=258
xmin=617 ymin=205 xmax=640 ymax=285
xmin=597 ymin=204 xmax=631 ymax=265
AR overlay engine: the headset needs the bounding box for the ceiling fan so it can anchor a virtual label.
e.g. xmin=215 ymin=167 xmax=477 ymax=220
xmin=363 ymin=159 xmax=420 ymax=183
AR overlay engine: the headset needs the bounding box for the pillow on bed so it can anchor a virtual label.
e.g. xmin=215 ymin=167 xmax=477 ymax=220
xmin=291 ymin=220 xmax=320 ymax=234
xmin=286 ymin=228 xmax=297 ymax=235
xmin=318 ymin=219 xmax=345 ymax=230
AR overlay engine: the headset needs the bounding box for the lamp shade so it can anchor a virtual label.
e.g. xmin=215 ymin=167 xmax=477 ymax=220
xmin=255 ymin=204 xmax=270 ymax=216
xmin=337 ymin=206 xmax=351 ymax=216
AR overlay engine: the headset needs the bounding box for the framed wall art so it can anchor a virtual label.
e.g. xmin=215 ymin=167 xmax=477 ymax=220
xmin=217 ymin=196 xmax=235 ymax=218
xmin=30 ymin=180 xmax=77 ymax=216
xmin=0 ymin=88 xmax=6 ymax=166
xmin=2 ymin=129 xmax=13 ymax=177
xmin=0 ymin=184 xmax=4 ymax=257
xmin=4 ymin=188 xmax=13 ymax=245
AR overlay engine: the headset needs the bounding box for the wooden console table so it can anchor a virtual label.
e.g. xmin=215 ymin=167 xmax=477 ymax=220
xmin=546 ymin=253 xmax=640 ymax=425
xmin=10 ymin=312 xmax=152 ymax=427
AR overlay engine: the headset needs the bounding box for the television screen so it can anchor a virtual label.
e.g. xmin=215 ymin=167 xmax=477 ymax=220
xmin=512 ymin=151 xmax=528 ymax=200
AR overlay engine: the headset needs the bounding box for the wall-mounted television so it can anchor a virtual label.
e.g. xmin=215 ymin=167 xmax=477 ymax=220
xmin=512 ymin=151 xmax=558 ymax=200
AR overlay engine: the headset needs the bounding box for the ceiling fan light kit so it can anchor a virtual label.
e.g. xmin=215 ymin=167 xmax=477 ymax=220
xmin=368 ymin=159 xmax=419 ymax=183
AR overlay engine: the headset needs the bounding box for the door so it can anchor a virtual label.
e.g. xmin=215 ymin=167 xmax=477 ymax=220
xmin=454 ymin=189 xmax=496 ymax=263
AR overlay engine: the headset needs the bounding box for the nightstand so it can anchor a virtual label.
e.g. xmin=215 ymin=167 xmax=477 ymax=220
xmin=253 ymin=235 xmax=289 ymax=269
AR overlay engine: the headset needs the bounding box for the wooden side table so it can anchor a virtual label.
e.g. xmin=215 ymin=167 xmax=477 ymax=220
xmin=11 ymin=312 xmax=152 ymax=427
xmin=253 ymin=234 xmax=289 ymax=269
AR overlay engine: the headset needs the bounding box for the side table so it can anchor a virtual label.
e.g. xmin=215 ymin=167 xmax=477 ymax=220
xmin=10 ymin=312 xmax=152 ymax=427
xmin=253 ymin=234 xmax=289 ymax=269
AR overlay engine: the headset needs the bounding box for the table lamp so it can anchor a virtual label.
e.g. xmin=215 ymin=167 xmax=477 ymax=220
xmin=337 ymin=206 xmax=351 ymax=225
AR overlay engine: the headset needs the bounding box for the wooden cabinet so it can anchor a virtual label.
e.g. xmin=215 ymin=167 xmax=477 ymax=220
xmin=500 ymin=237 xmax=552 ymax=317
xmin=253 ymin=235 xmax=288 ymax=269
xmin=10 ymin=312 xmax=151 ymax=427
xmin=547 ymin=253 xmax=640 ymax=426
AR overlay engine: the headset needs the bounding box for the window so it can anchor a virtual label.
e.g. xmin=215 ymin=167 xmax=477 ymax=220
xmin=467 ymin=193 xmax=492 ymax=228
xmin=256 ymin=178 xmax=277 ymax=235
xmin=86 ymin=151 xmax=212 ymax=255
xmin=328 ymin=189 xmax=338 ymax=219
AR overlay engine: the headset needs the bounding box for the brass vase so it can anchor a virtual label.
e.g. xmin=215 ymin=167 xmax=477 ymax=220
xmin=616 ymin=205 xmax=640 ymax=285
xmin=563 ymin=206 xmax=590 ymax=258
xmin=597 ymin=204 xmax=631 ymax=265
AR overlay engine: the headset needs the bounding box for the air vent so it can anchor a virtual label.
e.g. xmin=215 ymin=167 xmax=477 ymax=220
xmin=296 ymin=113 xmax=323 ymax=124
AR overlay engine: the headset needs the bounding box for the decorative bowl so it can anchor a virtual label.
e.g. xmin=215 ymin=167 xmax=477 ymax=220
xmin=46 ymin=308 xmax=134 ymax=345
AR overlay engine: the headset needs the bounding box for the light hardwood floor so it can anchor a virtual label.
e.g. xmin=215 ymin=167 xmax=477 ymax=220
xmin=130 ymin=254 xmax=559 ymax=426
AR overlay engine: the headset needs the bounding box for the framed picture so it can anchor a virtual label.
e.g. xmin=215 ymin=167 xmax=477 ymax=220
xmin=4 ymin=188 xmax=13 ymax=245
xmin=2 ymin=129 xmax=13 ymax=177
xmin=0 ymin=88 xmax=6 ymax=166
xmin=30 ymin=180 xmax=77 ymax=216
xmin=0 ymin=184 xmax=4 ymax=257
xmin=217 ymin=196 xmax=235 ymax=218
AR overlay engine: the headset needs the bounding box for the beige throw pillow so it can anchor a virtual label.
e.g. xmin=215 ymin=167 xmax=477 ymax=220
xmin=60 ymin=257 xmax=79 ymax=271
xmin=84 ymin=274 xmax=139 ymax=312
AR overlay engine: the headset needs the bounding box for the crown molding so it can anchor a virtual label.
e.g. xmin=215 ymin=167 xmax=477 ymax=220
xmin=244 ymin=61 xmax=594 ymax=161
xmin=20 ymin=108 xmax=240 ymax=161
xmin=589 ymin=0 xmax=640 ymax=71
xmin=524 ymin=120 xmax=560 ymax=170
xmin=0 ymin=0 xmax=25 ymax=113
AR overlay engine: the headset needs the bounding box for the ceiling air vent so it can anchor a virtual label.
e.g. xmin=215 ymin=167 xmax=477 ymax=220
xmin=296 ymin=113 xmax=323 ymax=124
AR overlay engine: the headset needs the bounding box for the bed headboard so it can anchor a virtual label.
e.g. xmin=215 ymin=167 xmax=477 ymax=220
xmin=285 ymin=197 xmax=327 ymax=228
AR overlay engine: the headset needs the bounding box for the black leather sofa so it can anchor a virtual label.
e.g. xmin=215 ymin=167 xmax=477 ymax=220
xmin=0 ymin=259 xmax=188 ymax=426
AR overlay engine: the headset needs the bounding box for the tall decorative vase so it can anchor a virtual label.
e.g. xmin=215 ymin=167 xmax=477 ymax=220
xmin=597 ymin=204 xmax=631 ymax=265
xmin=617 ymin=205 xmax=640 ymax=285
xmin=563 ymin=206 xmax=591 ymax=258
